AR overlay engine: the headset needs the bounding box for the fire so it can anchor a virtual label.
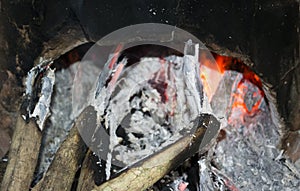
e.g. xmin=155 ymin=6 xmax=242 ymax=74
xmin=199 ymin=52 xmax=265 ymax=123
xmin=199 ymin=52 xmax=224 ymax=101
xmin=229 ymin=79 xmax=263 ymax=123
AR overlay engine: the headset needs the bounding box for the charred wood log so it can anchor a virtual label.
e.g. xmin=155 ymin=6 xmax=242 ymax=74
xmin=76 ymin=150 xmax=96 ymax=191
xmin=1 ymin=116 xmax=42 ymax=191
xmin=32 ymin=122 xmax=87 ymax=191
xmin=91 ymin=114 xmax=218 ymax=191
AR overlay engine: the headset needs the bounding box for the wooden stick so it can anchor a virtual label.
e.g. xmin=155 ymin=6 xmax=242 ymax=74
xmin=32 ymin=125 xmax=87 ymax=191
xmin=31 ymin=106 xmax=95 ymax=191
xmin=93 ymin=128 xmax=206 ymax=191
xmin=76 ymin=150 xmax=96 ymax=191
xmin=1 ymin=115 xmax=42 ymax=191
xmin=92 ymin=114 xmax=218 ymax=191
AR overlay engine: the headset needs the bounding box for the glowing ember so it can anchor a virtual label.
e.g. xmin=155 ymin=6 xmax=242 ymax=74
xmin=212 ymin=53 xmax=264 ymax=96
xmin=199 ymin=52 xmax=265 ymax=124
xmin=229 ymin=78 xmax=264 ymax=123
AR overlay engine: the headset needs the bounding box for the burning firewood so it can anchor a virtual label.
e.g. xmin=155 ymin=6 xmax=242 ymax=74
xmin=32 ymin=125 xmax=87 ymax=191
xmin=1 ymin=60 xmax=54 ymax=191
xmin=91 ymin=114 xmax=216 ymax=191
xmin=76 ymin=150 xmax=96 ymax=191
xmin=0 ymin=116 xmax=41 ymax=191
xmin=1 ymin=30 xmax=299 ymax=191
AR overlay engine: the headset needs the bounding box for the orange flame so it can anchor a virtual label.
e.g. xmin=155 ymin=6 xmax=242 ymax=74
xmin=199 ymin=52 xmax=265 ymax=122
xmin=199 ymin=51 xmax=224 ymax=101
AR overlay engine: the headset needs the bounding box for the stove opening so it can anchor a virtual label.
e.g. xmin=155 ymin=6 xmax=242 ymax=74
xmin=28 ymin=40 xmax=299 ymax=190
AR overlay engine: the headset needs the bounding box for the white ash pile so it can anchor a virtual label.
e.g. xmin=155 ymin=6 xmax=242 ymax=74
xmin=76 ymin=40 xmax=300 ymax=190
xmin=197 ymin=70 xmax=300 ymax=190
xmin=24 ymin=38 xmax=300 ymax=190
xmin=86 ymin=41 xmax=206 ymax=180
